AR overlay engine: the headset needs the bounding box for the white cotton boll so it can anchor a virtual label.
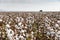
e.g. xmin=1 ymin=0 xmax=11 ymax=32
xmin=23 ymin=33 xmax=25 ymax=36
xmin=45 ymin=17 xmax=51 ymax=22
xmin=55 ymin=23 xmax=59 ymax=27
xmin=9 ymin=21 xmax=11 ymax=24
xmin=51 ymin=34 xmax=54 ymax=37
xmin=18 ymin=19 xmax=20 ymax=22
xmin=15 ymin=25 xmax=18 ymax=28
xmin=0 ymin=19 xmax=2 ymax=22
xmin=21 ymin=25 xmax=24 ymax=28
xmin=6 ymin=24 xmax=11 ymax=28
xmin=57 ymin=31 xmax=60 ymax=34
xmin=56 ymin=31 xmax=60 ymax=37
xmin=15 ymin=25 xmax=20 ymax=29
xmin=24 ymin=30 xmax=26 ymax=32
xmin=50 ymin=29 xmax=54 ymax=31
xmin=52 ymin=21 xmax=54 ymax=23
xmin=17 ymin=17 xmax=21 ymax=22
xmin=56 ymin=33 xmax=58 ymax=37
xmin=31 ymin=31 xmax=34 ymax=34
xmin=31 ymin=39 xmax=33 ymax=40
xmin=15 ymin=25 xmax=18 ymax=27
xmin=47 ymin=27 xmax=51 ymax=29
xmin=25 ymin=26 xmax=27 ymax=29
xmin=46 ymin=17 xmax=48 ymax=19
xmin=15 ymin=17 xmax=20 ymax=22
xmin=57 ymin=20 xmax=60 ymax=23
xmin=55 ymin=30 xmax=58 ymax=33
xmin=14 ymin=34 xmax=19 ymax=40
xmin=18 ymin=22 xmax=22 ymax=26
xmin=45 ymin=17 xmax=49 ymax=22
xmin=21 ymin=17 xmax=24 ymax=22
xmin=47 ymin=32 xmax=50 ymax=35
xmin=26 ymin=34 xmax=29 ymax=37
xmin=19 ymin=35 xmax=24 ymax=38
xmin=21 ymin=30 xmax=24 ymax=33
xmin=15 ymin=38 xmax=19 ymax=40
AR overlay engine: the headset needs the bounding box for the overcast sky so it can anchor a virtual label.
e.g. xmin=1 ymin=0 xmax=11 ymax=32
xmin=0 ymin=0 xmax=60 ymax=11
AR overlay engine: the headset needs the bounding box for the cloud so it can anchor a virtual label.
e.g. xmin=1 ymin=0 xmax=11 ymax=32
xmin=0 ymin=0 xmax=59 ymax=4
xmin=0 ymin=0 xmax=60 ymax=11
xmin=0 ymin=2 xmax=60 ymax=11
xmin=0 ymin=0 xmax=52 ymax=3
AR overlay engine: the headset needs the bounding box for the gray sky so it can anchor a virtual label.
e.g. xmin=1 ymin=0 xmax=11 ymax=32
xmin=0 ymin=0 xmax=60 ymax=11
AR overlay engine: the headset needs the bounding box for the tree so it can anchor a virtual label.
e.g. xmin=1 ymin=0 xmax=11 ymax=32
xmin=40 ymin=10 xmax=43 ymax=12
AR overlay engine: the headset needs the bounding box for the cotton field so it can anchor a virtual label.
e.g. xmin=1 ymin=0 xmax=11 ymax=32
xmin=0 ymin=12 xmax=60 ymax=40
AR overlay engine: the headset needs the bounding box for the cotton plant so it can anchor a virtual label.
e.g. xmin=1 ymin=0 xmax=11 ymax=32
xmin=26 ymin=16 xmax=34 ymax=24
xmin=13 ymin=34 xmax=21 ymax=40
xmin=5 ymin=26 xmax=14 ymax=40
xmin=0 ymin=21 xmax=9 ymax=40
xmin=15 ymin=17 xmax=24 ymax=23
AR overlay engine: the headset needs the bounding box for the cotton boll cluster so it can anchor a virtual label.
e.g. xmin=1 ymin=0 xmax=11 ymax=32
xmin=26 ymin=16 xmax=34 ymax=24
xmin=6 ymin=29 xmax=14 ymax=40
xmin=6 ymin=24 xmax=11 ymax=28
